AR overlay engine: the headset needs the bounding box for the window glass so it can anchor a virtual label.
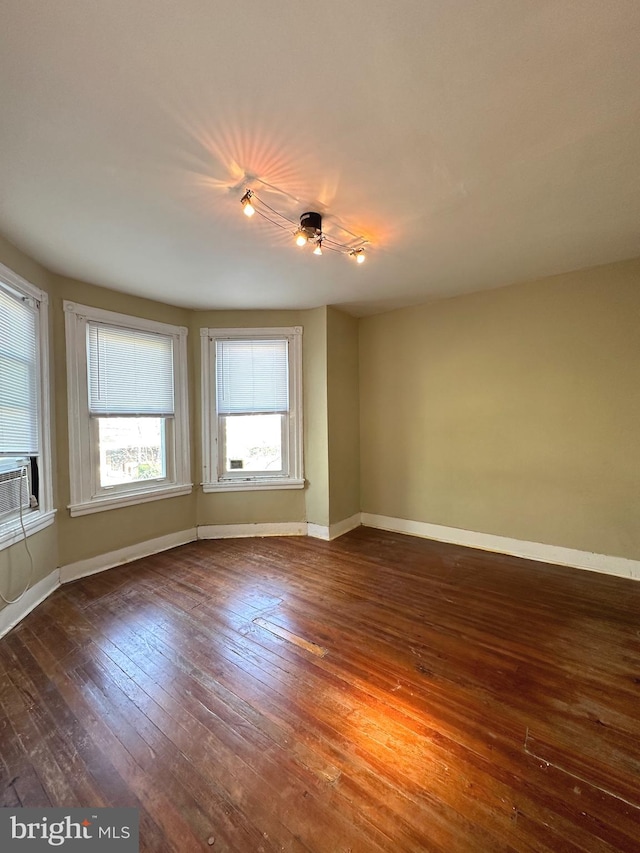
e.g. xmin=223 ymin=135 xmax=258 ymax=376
xmin=223 ymin=414 xmax=283 ymax=474
xmin=97 ymin=417 xmax=166 ymax=487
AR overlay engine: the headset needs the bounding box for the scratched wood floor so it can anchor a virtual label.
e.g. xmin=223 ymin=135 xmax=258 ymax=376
xmin=1 ymin=528 xmax=639 ymax=852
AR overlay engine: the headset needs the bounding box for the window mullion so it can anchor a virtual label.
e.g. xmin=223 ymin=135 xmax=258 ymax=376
xmin=217 ymin=414 xmax=226 ymax=482
xmin=88 ymin=416 xmax=102 ymax=497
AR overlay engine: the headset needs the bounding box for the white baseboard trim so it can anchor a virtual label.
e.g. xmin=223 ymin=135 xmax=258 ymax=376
xmin=59 ymin=528 xmax=197 ymax=584
xmin=361 ymin=513 xmax=640 ymax=581
xmin=330 ymin=513 xmax=362 ymax=540
xmin=307 ymin=523 xmax=331 ymax=540
xmin=308 ymin=513 xmax=362 ymax=541
xmin=198 ymin=522 xmax=307 ymax=539
xmin=0 ymin=569 xmax=60 ymax=640
xmin=200 ymin=516 xmax=361 ymax=542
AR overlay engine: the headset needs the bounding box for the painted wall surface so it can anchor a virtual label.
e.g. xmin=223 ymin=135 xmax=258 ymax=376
xmin=0 ymin=235 xmax=59 ymax=605
xmin=194 ymin=309 xmax=308 ymax=526
xmin=360 ymin=258 xmax=640 ymax=560
xmin=327 ymin=307 xmax=360 ymax=525
xmin=302 ymin=307 xmax=329 ymax=527
xmin=52 ymin=274 xmax=196 ymax=566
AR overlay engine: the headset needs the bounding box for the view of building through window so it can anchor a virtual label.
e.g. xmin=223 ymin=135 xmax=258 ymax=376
xmin=224 ymin=414 xmax=282 ymax=473
xmin=98 ymin=417 xmax=165 ymax=486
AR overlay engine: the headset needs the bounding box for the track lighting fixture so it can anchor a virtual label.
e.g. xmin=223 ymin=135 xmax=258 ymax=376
xmin=238 ymin=186 xmax=368 ymax=262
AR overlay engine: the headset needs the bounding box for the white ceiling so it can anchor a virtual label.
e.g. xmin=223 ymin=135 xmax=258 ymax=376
xmin=1 ymin=1 xmax=639 ymax=316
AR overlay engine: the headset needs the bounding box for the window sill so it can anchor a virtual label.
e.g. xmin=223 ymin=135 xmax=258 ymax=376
xmin=68 ymin=483 xmax=193 ymax=517
xmin=202 ymin=478 xmax=305 ymax=493
xmin=0 ymin=509 xmax=57 ymax=551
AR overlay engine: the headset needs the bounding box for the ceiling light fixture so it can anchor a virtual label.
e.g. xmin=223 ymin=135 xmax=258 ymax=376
xmin=239 ymin=187 xmax=368 ymax=262
xmin=299 ymin=211 xmax=322 ymax=240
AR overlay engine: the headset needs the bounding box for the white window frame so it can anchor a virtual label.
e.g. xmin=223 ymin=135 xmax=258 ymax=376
xmin=201 ymin=326 xmax=304 ymax=492
xmin=0 ymin=263 xmax=55 ymax=550
xmin=64 ymin=301 xmax=192 ymax=516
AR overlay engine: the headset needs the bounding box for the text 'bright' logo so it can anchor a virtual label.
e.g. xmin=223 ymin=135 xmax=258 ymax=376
xmin=1 ymin=807 xmax=139 ymax=850
xmin=11 ymin=816 xmax=94 ymax=846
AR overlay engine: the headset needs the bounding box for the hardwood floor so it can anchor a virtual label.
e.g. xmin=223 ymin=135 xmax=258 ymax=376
xmin=1 ymin=528 xmax=638 ymax=852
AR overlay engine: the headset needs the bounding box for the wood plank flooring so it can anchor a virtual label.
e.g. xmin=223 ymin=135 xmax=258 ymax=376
xmin=1 ymin=527 xmax=639 ymax=852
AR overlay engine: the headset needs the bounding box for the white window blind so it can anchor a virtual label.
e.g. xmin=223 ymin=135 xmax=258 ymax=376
xmin=216 ymin=339 xmax=289 ymax=415
xmin=87 ymin=323 xmax=175 ymax=416
xmin=0 ymin=284 xmax=39 ymax=454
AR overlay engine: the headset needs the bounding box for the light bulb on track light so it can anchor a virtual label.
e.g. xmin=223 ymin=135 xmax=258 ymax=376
xmin=240 ymin=190 xmax=255 ymax=217
xmin=313 ymin=240 xmax=323 ymax=256
xmin=350 ymin=248 xmax=366 ymax=264
xmin=295 ymin=230 xmax=308 ymax=247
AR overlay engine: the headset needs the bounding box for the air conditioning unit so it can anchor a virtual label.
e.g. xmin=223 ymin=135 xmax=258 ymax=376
xmin=0 ymin=458 xmax=32 ymax=517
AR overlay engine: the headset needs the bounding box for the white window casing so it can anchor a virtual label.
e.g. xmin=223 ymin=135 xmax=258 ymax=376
xmin=201 ymin=327 xmax=304 ymax=492
xmin=0 ymin=263 xmax=55 ymax=549
xmin=64 ymin=301 xmax=191 ymax=516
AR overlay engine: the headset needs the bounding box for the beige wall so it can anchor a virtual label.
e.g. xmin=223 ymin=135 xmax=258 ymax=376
xmin=0 ymin=235 xmax=58 ymax=606
xmin=360 ymin=258 xmax=640 ymax=560
xmin=327 ymin=307 xmax=360 ymax=525
xmin=302 ymin=307 xmax=329 ymax=527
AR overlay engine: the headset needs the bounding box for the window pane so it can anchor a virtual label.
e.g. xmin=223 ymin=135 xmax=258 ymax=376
xmin=98 ymin=418 xmax=166 ymax=487
xmin=224 ymin=414 xmax=282 ymax=473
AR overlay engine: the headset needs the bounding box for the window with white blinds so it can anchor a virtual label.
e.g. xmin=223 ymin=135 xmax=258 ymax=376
xmin=87 ymin=323 xmax=175 ymax=416
xmin=0 ymin=263 xmax=54 ymax=549
xmin=0 ymin=284 xmax=39 ymax=455
xmin=216 ymin=339 xmax=288 ymax=415
xmin=64 ymin=301 xmax=191 ymax=516
xmin=201 ymin=327 xmax=303 ymax=491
